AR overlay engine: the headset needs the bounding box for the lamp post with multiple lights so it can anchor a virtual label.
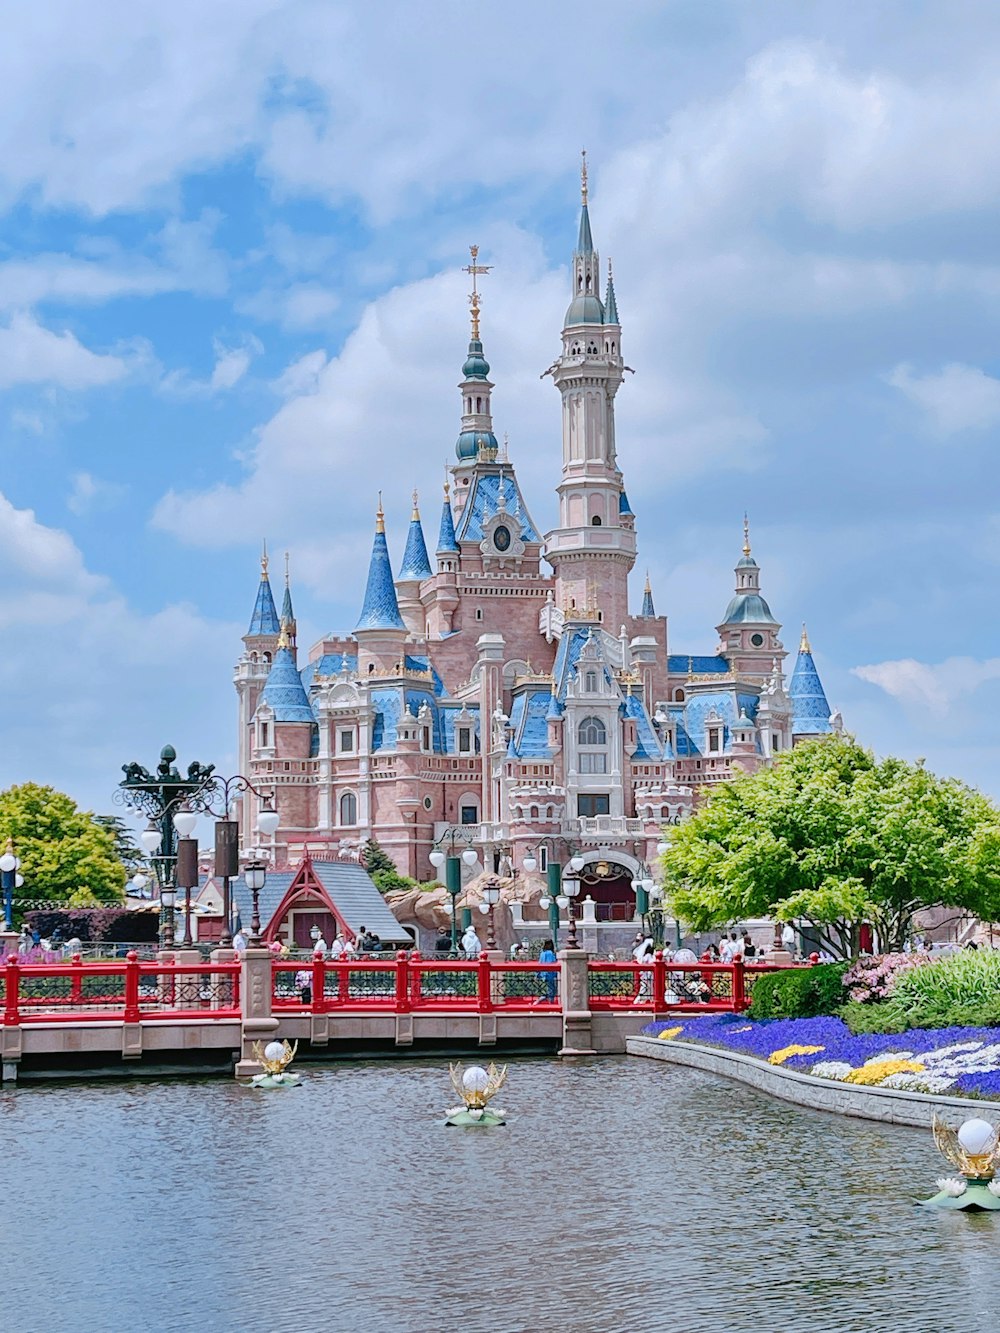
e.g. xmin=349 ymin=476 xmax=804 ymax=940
xmin=429 ymin=830 xmax=481 ymax=951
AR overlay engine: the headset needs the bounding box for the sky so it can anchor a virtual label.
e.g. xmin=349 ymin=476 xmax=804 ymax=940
xmin=3 ymin=0 xmax=1000 ymax=814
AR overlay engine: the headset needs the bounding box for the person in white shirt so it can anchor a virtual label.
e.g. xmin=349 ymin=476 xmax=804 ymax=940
xmin=781 ymin=923 xmax=796 ymax=954
xmin=719 ymin=935 xmax=734 ymax=963
xmin=729 ymin=930 xmax=744 ymax=959
xmin=232 ymin=929 xmax=248 ymax=954
xmin=462 ymin=925 xmax=481 ymax=958
xmin=329 ymin=933 xmax=346 ymax=959
xmin=313 ymin=933 xmax=328 ymax=956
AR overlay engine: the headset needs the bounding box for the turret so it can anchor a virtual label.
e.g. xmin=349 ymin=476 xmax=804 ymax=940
xmin=396 ymin=490 xmax=432 ymax=636
xmin=236 ymin=543 xmax=282 ymax=841
xmin=280 ymin=551 xmax=297 ymax=652
xmin=355 ymin=498 xmax=408 ymax=675
xmin=716 ymin=517 xmax=783 ymax=682
xmin=543 ymin=153 xmax=636 ymax=629
xmin=789 ymin=624 xmax=834 ymax=741
xmin=453 ymin=244 xmax=499 ymax=503
xmin=640 ymin=572 xmax=655 ymax=618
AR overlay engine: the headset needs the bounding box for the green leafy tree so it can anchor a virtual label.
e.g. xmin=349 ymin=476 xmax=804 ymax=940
xmin=91 ymin=814 xmax=145 ymax=876
xmin=0 ymin=783 xmax=126 ymax=909
xmin=662 ymin=737 xmax=1000 ymax=960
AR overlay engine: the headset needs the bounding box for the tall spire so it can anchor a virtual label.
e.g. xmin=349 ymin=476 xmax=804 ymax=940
xmin=604 ymin=258 xmax=619 ymax=324
xmin=399 ymin=489 xmax=433 ymax=579
xmin=743 ymin=512 xmax=752 ymax=558
xmin=456 ymin=244 xmax=499 ymax=461
xmin=246 ymin=541 xmax=281 ymax=636
xmin=790 ymin=628 xmax=833 ymax=737
xmin=437 ymin=480 xmax=459 ymax=554
xmin=281 ymin=551 xmax=295 ymax=624
xmin=356 ymin=500 xmax=406 ymax=632
xmin=577 ymin=149 xmax=594 ymax=254
xmin=641 ymin=571 xmax=655 ymax=618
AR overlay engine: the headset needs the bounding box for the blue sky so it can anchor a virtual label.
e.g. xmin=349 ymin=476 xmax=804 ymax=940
xmin=4 ymin=0 xmax=1000 ymax=813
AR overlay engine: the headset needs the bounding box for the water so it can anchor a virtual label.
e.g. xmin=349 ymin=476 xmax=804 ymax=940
xmin=5 ymin=1057 xmax=995 ymax=1333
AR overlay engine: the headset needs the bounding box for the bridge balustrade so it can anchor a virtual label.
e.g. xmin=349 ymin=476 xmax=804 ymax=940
xmin=2 ymin=952 xmax=242 ymax=1025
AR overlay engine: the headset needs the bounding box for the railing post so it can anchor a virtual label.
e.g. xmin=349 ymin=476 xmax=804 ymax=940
xmin=338 ymin=960 xmax=350 ymax=1004
xmin=235 ymin=944 xmax=278 ymax=1078
xmin=123 ymin=951 xmax=141 ymax=1024
xmin=732 ymin=957 xmax=747 ymax=1013
xmin=70 ymin=953 xmax=83 ymax=1007
xmin=395 ymin=950 xmax=411 ymax=1013
xmin=559 ymin=949 xmax=596 ymax=1056
xmin=407 ymin=951 xmax=422 ymax=1008
xmin=477 ymin=952 xmax=493 ymax=1013
xmin=652 ymin=949 xmax=667 ymax=1010
xmin=311 ymin=949 xmax=326 ymax=1014
xmin=3 ymin=956 xmax=20 ymax=1026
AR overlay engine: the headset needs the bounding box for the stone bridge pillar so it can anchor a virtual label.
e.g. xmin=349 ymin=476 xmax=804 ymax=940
xmin=559 ymin=948 xmax=596 ymax=1056
xmin=235 ymin=946 xmax=278 ymax=1078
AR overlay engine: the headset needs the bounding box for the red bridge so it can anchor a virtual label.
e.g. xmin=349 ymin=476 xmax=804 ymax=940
xmin=0 ymin=950 xmax=787 ymax=1082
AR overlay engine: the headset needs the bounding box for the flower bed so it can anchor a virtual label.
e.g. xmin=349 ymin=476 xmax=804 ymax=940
xmin=640 ymin=1013 xmax=1000 ymax=1099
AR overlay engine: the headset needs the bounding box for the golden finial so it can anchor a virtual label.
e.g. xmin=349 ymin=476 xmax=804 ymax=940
xmin=261 ymin=539 xmax=269 ymax=577
xmin=463 ymin=244 xmax=492 ymax=342
xmin=277 ymin=620 xmax=290 ymax=651
xmin=581 ymin=148 xmax=588 ymax=205
xmin=742 ymin=513 xmax=751 ymax=557
xmin=643 ymin=569 xmax=651 ymax=594
xmin=411 ymin=488 xmax=421 ymax=520
xmin=800 ymin=623 xmax=811 ymax=653
xmin=376 ymin=492 xmax=385 ymax=534
xmin=284 ymin=550 xmax=290 ymax=585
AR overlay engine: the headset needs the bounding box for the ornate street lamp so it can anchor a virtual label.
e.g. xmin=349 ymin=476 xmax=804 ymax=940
xmin=561 ymin=871 xmax=582 ymax=950
xmin=244 ymin=860 xmax=267 ymax=946
xmin=0 ymin=838 xmax=22 ymax=931
xmin=430 ymin=829 xmax=480 ymax=951
xmin=480 ymin=876 xmax=501 ymax=950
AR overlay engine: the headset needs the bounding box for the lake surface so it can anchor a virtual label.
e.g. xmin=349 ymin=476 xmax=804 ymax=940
xmin=6 ymin=1056 xmax=995 ymax=1333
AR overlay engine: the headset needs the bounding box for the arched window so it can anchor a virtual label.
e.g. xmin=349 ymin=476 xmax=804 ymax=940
xmin=578 ymin=716 xmax=606 ymax=745
xmin=340 ymin=792 xmax=358 ymax=825
xmin=476 ymin=396 xmax=482 ymax=413
xmin=674 ymin=688 xmax=685 ymax=702
xmin=591 ymin=515 xmax=602 ymax=525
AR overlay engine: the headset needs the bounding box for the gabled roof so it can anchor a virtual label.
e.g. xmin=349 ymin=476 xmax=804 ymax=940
xmin=673 ymin=689 xmax=761 ymax=757
xmin=455 ymin=471 xmax=540 ymax=543
xmin=622 ymin=691 xmax=663 ymax=760
xmin=230 ymin=854 xmax=409 ymax=944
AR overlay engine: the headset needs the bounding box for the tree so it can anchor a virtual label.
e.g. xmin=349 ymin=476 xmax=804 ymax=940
xmin=91 ymin=814 xmax=145 ymax=877
xmin=0 ymin=783 xmax=126 ymax=910
xmin=361 ymin=838 xmax=397 ymax=876
xmin=661 ymin=736 xmax=1000 ymax=960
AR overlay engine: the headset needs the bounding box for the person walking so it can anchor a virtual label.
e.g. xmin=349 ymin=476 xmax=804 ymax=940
xmin=537 ymin=937 xmax=558 ymax=1003
xmin=462 ymin=925 xmax=481 ymax=959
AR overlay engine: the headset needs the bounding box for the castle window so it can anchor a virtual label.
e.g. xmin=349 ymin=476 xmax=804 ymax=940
xmin=458 ymin=726 xmax=472 ymax=753
xmin=772 ymin=733 xmax=781 ymax=752
xmin=460 ymin=803 xmax=478 ymax=825
xmin=339 ymin=729 xmax=354 ymax=753
xmin=591 ymin=515 xmax=602 ymax=525
xmin=580 ymin=753 xmax=607 ymax=774
xmin=674 ymin=688 xmax=685 ymax=702
xmin=578 ymin=793 xmax=610 ymax=817
xmin=708 ymin=727 xmax=721 ymax=753
xmin=263 ymin=652 xmax=272 ymax=665
xmin=585 ymin=670 xmax=597 ymax=692
xmin=578 ymin=717 xmax=606 ymax=745
xmin=260 ymin=722 xmax=269 ymax=748
xmin=475 ymin=609 xmax=483 ymax=621
xmin=539 ymin=846 xmax=548 ymax=872
xmin=340 ymin=792 xmax=357 ymax=825
xmin=422 ymin=727 xmax=431 ymax=751
xmin=476 ymin=397 xmax=482 ymax=413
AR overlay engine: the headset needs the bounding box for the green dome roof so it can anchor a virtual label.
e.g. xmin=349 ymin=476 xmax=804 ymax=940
xmin=722 ymin=592 xmax=777 ymax=625
xmin=462 ymin=338 xmax=490 ymax=379
xmin=564 ymin=293 xmax=605 ymax=326
xmin=456 ymin=430 xmax=498 ymax=461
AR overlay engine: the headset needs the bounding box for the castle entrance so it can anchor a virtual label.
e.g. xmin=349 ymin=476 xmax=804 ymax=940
xmin=577 ymin=859 xmax=635 ymax=922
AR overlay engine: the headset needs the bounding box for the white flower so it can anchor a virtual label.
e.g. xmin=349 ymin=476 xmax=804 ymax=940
xmin=937 ymin=1178 xmax=968 ymax=1197
xmin=881 ymin=1073 xmax=954 ymax=1093
xmin=864 ymin=1051 xmax=914 ymax=1065
xmin=811 ymin=1061 xmax=854 ymax=1080
xmin=988 ymin=1181 xmax=1000 ymax=1198
xmin=925 ymin=1041 xmax=983 ymax=1060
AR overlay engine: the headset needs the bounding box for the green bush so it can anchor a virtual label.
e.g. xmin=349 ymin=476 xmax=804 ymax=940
xmin=840 ymin=952 xmax=1000 ymax=1032
xmin=747 ymin=962 xmax=849 ymax=1020
xmin=371 ymin=869 xmax=417 ymax=895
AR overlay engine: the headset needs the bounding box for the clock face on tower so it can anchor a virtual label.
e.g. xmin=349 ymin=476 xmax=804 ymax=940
xmin=493 ymin=525 xmax=511 ymax=551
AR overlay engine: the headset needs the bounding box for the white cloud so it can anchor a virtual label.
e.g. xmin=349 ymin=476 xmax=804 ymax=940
xmin=852 ymin=657 xmax=1000 ymax=715
xmin=0 ymin=312 xmax=127 ymax=390
xmin=159 ymin=334 xmax=262 ymax=398
xmin=67 ymin=471 xmax=126 ymax=516
xmin=886 ymin=362 xmax=1000 ymax=435
xmin=0 ymin=489 xmax=237 ymax=809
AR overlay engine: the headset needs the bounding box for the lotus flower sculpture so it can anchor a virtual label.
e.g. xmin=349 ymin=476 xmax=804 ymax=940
xmin=249 ymin=1039 xmax=301 ymax=1089
xmin=920 ymin=1116 xmax=1000 ymax=1210
xmin=444 ymin=1062 xmax=508 ymax=1126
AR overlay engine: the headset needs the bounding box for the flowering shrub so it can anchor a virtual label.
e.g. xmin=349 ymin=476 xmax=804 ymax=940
xmin=656 ymin=1025 xmax=684 ymax=1041
xmin=639 ymin=1013 xmax=1000 ymax=1099
xmin=841 ymin=953 xmax=932 ymax=1004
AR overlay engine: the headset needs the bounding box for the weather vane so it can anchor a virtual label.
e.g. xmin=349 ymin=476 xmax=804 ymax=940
xmin=463 ymin=244 xmax=492 ymax=341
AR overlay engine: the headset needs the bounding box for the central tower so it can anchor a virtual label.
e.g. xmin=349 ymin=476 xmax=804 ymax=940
xmin=543 ymin=153 xmax=636 ymax=629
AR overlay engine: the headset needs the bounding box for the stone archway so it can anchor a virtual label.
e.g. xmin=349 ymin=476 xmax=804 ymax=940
xmin=573 ymin=850 xmax=639 ymax=922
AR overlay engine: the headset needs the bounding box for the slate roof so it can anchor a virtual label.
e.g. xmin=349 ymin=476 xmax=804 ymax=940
xmin=507 ymin=689 xmax=553 ymax=758
xmin=399 ymin=513 xmax=432 ymax=580
xmin=258 ymin=646 xmax=315 ymax=723
xmin=455 ymin=472 xmax=541 ymax=543
xmin=667 ymin=654 xmax=729 ymax=675
xmin=356 ymin=526 xmax=406 ymax=632
xmin=622 ymin=691 xmax=664 ymax=759
xmin=437 ymin=495 xmax=459 ymax=552
xmin=789 ymin=648 xmax=833 ymax=736
xmin=247 ymin=575 xmax=281 ymax=637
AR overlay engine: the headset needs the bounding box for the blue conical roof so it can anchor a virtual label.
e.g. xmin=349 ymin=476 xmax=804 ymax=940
xmin=247 ymin=573 xmax=280 ymax=636
xmin=281 ymin=580 xmax=294 ymax=624
xmin=605 ymin=267 xmax=619 ymax=323
xmin=577 ymin=203 xmax=594 ymax=255
xmin=356 ymin=515 xmax=406 ymax=632
xmin=437 ymin=493 xmax=459 ymax=553
xmin=258 ymin=646 xmax=314 ymax=723
xmin=790 ymin=632 xmax=832 ymax=736
xmin=399 ymin=507 xmax=432 ymax=580
xmin=641 ymin=576 xmax=655 ymax=618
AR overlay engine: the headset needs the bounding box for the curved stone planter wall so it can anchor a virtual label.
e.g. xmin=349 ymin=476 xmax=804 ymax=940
xmin=626 ymin=1034 xmax=999 ymax=1128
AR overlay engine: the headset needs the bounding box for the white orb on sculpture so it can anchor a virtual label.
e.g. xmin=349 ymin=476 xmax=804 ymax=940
xmin=958 ymin=1119 xmax=998 ymax=1156
xmin=462 ymin=1066 xmax=489 ymax=1092
xmin=264 ymin=1041 xmax=286 ymax=1063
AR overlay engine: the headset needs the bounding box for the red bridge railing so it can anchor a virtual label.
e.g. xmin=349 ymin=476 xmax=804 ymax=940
xmin=2 ymin=952 xmax=241 ymax=1025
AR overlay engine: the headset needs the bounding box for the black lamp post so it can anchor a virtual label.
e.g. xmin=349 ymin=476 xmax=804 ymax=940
xmin=429 ymin=829 xmax=480 ymax=951
xmin=0 ymin=838 xmax=22 ymax=931
xmin=480 ymin=876 xmax=501 ymax=950
xmin=244 ymin=861 xmax=267 ymax=946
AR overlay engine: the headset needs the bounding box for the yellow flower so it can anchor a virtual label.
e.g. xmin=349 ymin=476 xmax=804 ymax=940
xmin=843 ymin=1058 xmax=925 ymax=1086
xmin=768 ymin=1044 xmax=825 ymax=1065
xmin=657 ymin=1025 xmax=684 ymax=1041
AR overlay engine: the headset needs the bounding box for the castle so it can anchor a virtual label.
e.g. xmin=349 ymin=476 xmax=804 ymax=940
xmin=233 ymin=163 xmax=839 ymax=920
